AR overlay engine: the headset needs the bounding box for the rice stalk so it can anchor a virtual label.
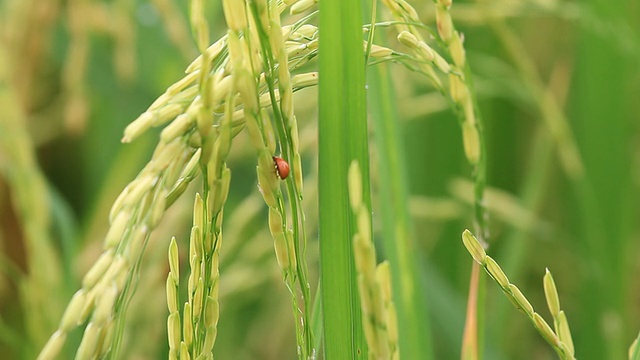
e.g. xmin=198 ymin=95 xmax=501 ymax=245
xmin=317 ymin=0 xmax=370 ymax=355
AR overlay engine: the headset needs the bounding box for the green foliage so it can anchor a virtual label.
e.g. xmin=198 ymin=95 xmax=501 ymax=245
xmin=0 ymin=0 xmax=639 ymax=359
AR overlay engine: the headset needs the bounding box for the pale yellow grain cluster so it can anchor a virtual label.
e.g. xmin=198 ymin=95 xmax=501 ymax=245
xmin=461 ymin=230 xmax=575 ymax=359
xmin=166 ymin=237 xmax=182 ymax=359
xmin=162 ymin=0 xmax=237 ymax=349
xmin=434 ymin=0 xmax=480 ymax=165
xmin=44 ymin=0 xmax=322 ymax=357
xmin=349 ymin=161 xmax=400 ymax=360
xmin=38 ymin=136 xmax=199 ymax=360
xmin=367 ymin=43 xmax=395 ymax=60
xmin=268 ymin=0 xmax=305 ymax=194
xmin=285 ymin=24 xmax=319 ymax=69
xmin=289 ymin=0 xmax=317 ymax=15
xmin=184 ymin=73 xmax=232 ymax=360
xmin=383 ymin=0 xmax=481 ymax=165
xmin=166 ymin=191 xmax=226 ymax=359
xmin=221 ymin=1 xmax=313 ymax=357
xmin=382 ymin=0 xmax=445 ymax=88
xmin=218 ymin=0 xmax=304 ymax=279
xmin=543 ymin=269 xmax=575 ymax=357
xmin=121 ymin=16 xmax=320 ymax=149
xmin=43 ymin=140 xmax=200 ymax=359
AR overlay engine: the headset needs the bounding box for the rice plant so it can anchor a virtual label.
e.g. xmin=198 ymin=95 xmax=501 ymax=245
xmin=1 ymin=0 xmax=639 ymax=359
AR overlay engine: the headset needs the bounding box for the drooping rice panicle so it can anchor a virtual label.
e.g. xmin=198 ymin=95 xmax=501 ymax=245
xmin=379 ymin=1 xmax=488 ymax=357
xmin=462 ymin=230 xmax=576 ymax=360
xmin=39 ymin=136 xmax=200 ymax=360
xmin=40 ymin=2 xmax=323 ymax=358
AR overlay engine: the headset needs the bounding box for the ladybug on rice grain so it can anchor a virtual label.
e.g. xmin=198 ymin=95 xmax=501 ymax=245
xmin=272 ymin=156 xmax=290 ymax=180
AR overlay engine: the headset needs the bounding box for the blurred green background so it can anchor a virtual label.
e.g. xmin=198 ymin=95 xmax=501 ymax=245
xmin=0 ymin=0 xmax=639 ymax=359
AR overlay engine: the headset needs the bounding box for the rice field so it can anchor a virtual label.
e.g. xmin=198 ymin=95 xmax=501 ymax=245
xmin=0 ymin=0 xmax=639 ymax=359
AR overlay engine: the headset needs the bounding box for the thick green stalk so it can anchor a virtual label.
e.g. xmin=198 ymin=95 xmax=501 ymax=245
xmin=318 ymin=0 xmax=368 ymax=357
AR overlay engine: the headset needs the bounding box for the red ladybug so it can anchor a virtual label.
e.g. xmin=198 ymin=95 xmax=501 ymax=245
xmin=272 ymin=156 xmax=290 ymax=180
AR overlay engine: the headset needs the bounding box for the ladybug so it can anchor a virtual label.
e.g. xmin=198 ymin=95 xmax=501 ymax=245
xmin=272 ymin=156 xmax=290 ymax=180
